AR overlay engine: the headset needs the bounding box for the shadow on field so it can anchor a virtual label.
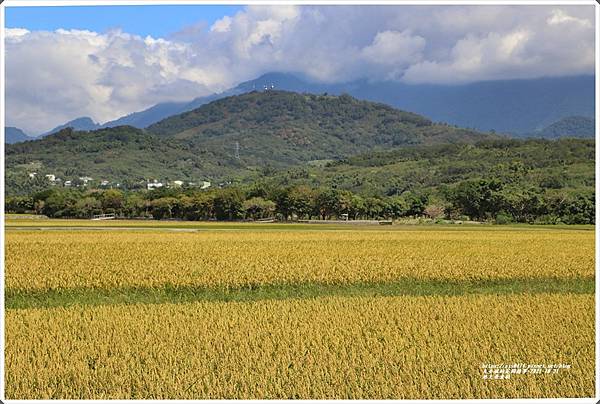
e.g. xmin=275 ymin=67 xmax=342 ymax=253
xmin=6 ymin=276 xmax=594 ymax=310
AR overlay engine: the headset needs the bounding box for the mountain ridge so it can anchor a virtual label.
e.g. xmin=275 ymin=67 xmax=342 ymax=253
xmin=41 ymin=117 xmax=100 ymax=137
xmin=27 ymin=73 xmax=595 ymax=137
xmin=5 ymin=127 xmax=32 ymax=144
xmin=526 ymin=116 xmax=595 ymax=139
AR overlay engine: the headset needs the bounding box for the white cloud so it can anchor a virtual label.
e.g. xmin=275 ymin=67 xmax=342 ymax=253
xmin=210 ymin=16 xmax=232 ymax=33
xmin=361 ymin=30 xmax=425 ymax=80
xmin=402 ymin=29 xmax=537 ymax=84
xmin=402 ymin=9 xmax=593 ymax=84
xmin=362 ymin=30 xmax=425 ymax=66
xmin=6 ymin=28 xmax=211 ymax=133
xmin=547 ymin=9 xmax=592 ymax=27
xmin=5 ymin=5 xmax=595 ymax=134
xmin=5 ymin=28 xmax=30 ymax=39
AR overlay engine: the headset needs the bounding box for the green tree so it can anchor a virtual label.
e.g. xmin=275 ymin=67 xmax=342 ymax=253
xmin=314 ymin=189 xmax=340 ymax=220
xmin=101 ymin=189 xmax=124 ymax=214
xmin=149 ymin=197 xmax=179 ymax=220
xmin=446 ymin=180 xmax=503 ymax=221
xmin=213 ymin=189 xmax=244 ymax=220
xmin=289 ymin=186 xmax=315 ymax=219
xmin=192 ymin=193 xmax=216 ymax=220
xmin=243 ymin=197 xmax=276 ymax=219
xmin=74 ymin=196 xmax=101 ymax=218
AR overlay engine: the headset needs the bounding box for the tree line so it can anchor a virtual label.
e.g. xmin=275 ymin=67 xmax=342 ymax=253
xmin=5 ymin=179 xmax=595 ymax=225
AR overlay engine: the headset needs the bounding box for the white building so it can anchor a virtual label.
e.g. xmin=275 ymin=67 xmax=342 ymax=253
xmin=147 ymin=181 xmax=164 ymax=190
xmin=172 ymin=180 xmax=184 ymax=187
xmin=79 ymin=176 xmax=93 ymax=185
xmin=200 ymin=181 xmax=211 ymax=189
xmin=64 ymin=180 xmax=72 ymax=187
xmin=45 ymin=174 xmax=56 ymax=182
xmin=100 ymin=180 xmax=110 ymax=186
xmin=28 ymin=172 xmax=37 ymax=179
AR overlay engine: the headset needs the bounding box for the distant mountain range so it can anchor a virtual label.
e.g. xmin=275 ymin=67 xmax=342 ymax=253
xmin=5 ymin=91 xmax=498 ymax=193
xmin=4 ymin=73 xmax=595 ymax=143
xmin=5 ymin=127 xmax=32 ymax=144
xmin=42 ymin=117 xmax=101 ymax=137
xmin=521 ymin=116 xmax=595 ymax=139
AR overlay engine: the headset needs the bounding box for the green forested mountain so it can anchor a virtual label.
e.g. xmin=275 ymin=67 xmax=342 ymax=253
xmin=262 ymin=138 xmax=594 ymax=197
xmin=6 ymin=91 xmax=497 ymax=194
xmin=147 ymin=90 xmax=493 ymax=164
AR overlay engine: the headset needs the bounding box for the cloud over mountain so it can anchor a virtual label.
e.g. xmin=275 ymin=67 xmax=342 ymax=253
xmin=6 ymin=5 xmax=594 ymax=133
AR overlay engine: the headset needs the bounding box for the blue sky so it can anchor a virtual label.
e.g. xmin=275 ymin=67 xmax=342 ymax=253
xmin=6 ymin=5 xmax=243 ymax=38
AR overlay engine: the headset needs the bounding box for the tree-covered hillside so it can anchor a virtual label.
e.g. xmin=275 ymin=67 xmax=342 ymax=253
xmin=6 ymin=91 xmax=497 ymax=195
xmin=147 ymin=91 xmax=494 ymax=164
xmin=7 ymin=137 xmax=594 ymax=225
xmin=5 ymin=126 xmax=237 ymax=195
xmin=298 ymin=138 xmax=595 ymax=196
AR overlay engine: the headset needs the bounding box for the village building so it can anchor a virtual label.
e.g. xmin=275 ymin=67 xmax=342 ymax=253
xmin=79 ymin=176 xmax=93 ymax=185
xmin=147 ymin=179 xmax=164 ymax=190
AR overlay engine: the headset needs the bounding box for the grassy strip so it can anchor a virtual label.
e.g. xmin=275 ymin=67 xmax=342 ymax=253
xmin=5 ymin=219 xmax=595 ymax=231
xmin=6 ymin=277 xmax=594 ymax=310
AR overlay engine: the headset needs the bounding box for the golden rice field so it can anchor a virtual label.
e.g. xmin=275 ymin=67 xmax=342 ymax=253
xmin=6 ymin=294 xmax=594 ymax=399
xmin=5 ymin=228 xmax=594 ymax=291
xmin=4 ymin=223 xmax=595 ymax=399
